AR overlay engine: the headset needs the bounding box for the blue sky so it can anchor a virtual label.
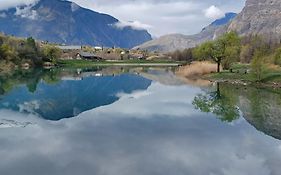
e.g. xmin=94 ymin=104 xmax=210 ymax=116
xmin=0 ymin=0 xmax=246 ymax=36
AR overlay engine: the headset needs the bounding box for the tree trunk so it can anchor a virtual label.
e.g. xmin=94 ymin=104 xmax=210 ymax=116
xmin=217 ymin=61 xmax=221 ymax=73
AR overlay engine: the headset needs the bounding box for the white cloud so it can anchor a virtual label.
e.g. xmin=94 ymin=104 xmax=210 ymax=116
xmin=204 ymin=5 xmax=224 ymax=19
xmin=15 ymin=4 xmax=38 ymax=20
xmin=116 ymin=90 xmax=151 ymax=99
xmin=113 ymin=20 xmax=153 ymax=31
xmin=18 ymin=100 xmax=40 ymax=114
xmin=81 ymin=82 xmax=200 ymax=118
xmin=71 ymin=0 xmax=246 ymax=36
xmin=0 ymin=0 xmax=39 ymax=20
xmin=0 ymin=79 xmax=280 ymax=174
xmin=0 ymin=0 xmax=38 ymax=10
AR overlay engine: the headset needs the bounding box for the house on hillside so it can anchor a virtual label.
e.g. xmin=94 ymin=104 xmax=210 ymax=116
xmin=56 ymin=45 xmax=103 ymax=60
xmin=129 ymin=53 xmax=145 ymax=60
xmin=76 ymin=52 xmax=103 ymax=61
xmin=57 ymin=45 xmax=82 ymax=60
xmin=94 ymin=46 xmax=103 ymax=51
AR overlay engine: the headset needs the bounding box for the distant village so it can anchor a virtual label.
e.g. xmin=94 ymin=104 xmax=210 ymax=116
xmin=52 ymin=44 xmax=169 ymax=61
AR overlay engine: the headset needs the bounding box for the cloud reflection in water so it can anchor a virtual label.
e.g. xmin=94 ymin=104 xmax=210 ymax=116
xmin=0 ymin=82 xmax=280 ymax=175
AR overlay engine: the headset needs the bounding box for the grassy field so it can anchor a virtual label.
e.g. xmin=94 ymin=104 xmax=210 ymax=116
xmin=207 ymin=63 xmax=281 ymax=84
xmin=57 ymin=59 xmax=185 ymax=67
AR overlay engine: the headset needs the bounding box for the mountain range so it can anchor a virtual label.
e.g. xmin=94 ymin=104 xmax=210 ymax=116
xmin=0 ymin=0 xmax=152 ymax=48
xmin=136 ymin=0 xmax=281 ymax=52
xmin=134 ymin=13 xmax=237 ymax=52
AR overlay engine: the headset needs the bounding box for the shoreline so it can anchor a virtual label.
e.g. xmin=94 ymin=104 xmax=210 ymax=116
xmin=57 ymin=60 xmax=186 ymax=67
xmin=176 ymin=61 xmax=281 ymax=89
xmin=205 ymin=77 xmax=281 ymax=89
xmin=69 ymin=63 xmax=182 ymax=66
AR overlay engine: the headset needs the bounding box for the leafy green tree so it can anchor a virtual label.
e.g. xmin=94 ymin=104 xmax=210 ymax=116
xmin=42 ymin=45 xmax=62 ymax=63
xmin=193 ymin=32 xmax=241 ymax=72
xmin=222 ymin=32 xmax=241 ymax=65
xmin=0 ymin=44 xmax=17 ymax=61
xmin=193 ymin=41 xmax=213 ymax=61
xmin=18 ymin=37 xmax=39 ymax=63
xmin=26 ymin=37 xmax=37 ymax=52
xmin=251 ymin=50 xmax=266 ymax=81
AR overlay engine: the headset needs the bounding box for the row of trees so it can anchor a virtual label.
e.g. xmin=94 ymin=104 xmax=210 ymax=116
xmin=169 ymin=32 xmax=241 ymax=73
xmin=170 ymin=32 xmax=281 ymax=80
xmin=169 ymin=32 xmax=242 ymax=72
xmin=0 ymin=34 xmax=61 ymax=67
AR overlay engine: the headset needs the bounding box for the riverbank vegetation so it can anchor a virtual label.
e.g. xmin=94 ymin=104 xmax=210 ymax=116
xmin=176 ymin=61 xmax=217 ymax=78
xmin=0 ymin=33 xmax=182 ymax=72
xmin=0 ymin=34 xmax=61 ymax=71
xmin=171 ymin=32 xmax=281 ymax=83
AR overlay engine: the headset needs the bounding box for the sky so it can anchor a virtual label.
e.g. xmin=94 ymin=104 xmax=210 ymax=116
xmin=70 ymin=0 xmax=246 ymax=37
xmin=0 ymin=0 xmax=246 ymax=37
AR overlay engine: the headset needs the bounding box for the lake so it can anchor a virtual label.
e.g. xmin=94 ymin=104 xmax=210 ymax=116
xmin=0 ymin=66 xmax=281 ymax=175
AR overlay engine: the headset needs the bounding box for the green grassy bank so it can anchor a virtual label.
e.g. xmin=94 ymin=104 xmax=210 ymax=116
xmin=206 ymin=63 xmax=281 ymax=86
xmin=57 ymin=59 xmax=185 ymax=68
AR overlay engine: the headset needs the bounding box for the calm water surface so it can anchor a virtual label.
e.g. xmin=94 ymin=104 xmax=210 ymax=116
xmin=0 ymin=67 xmax=281 ymax=175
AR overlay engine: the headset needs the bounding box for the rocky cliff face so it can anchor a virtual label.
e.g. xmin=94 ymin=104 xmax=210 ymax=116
xmin=227 ymin=0 xmax=281 ymax=42
xmin=0 ymin=0 xmax=152 ymax=48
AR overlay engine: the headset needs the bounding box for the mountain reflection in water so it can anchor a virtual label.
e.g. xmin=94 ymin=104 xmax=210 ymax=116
xmin=0 ymin=67 xmax=281 ymax=175
xmin=0 ymin=67 xmax=155 ymax=120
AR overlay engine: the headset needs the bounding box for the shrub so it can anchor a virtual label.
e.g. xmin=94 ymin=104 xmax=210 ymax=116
xmin=274 ymin=48 xmax=281 ymax=66
xmin=251 ymin=50 xmax=266 ymax=81
xmin=176 ymin=61 xmax=218 ymax=77
xmin=41 ymin=45 xmax=62 ymax=63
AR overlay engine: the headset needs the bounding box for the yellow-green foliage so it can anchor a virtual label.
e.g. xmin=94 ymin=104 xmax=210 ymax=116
xmin=0 ymin=44 xmax=17 ymax=61
xmin=193 ymin=32 xmax=241 ymax=72
xmin=0 ymin=34 xmax=62 ymax=67
xmin=274 ymin=48 xmax=281 ymax=66
xmin=82 ymin=46 xmax=95 ymax=53
xmin=41 ymin=45 xmax=62 ymax=63
xmin=240 ymin=44 xmax=252 ymax=63
xmin=251 ymin=50 xmax=266 ymax=81
xmin=193 ymin=41 xmax=214 ymax=61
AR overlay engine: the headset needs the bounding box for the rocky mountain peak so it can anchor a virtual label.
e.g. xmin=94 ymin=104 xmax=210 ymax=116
xmin=0 ymin=0 xmax=152 ymax=48
xmin=246 ymin=0 xmax=280 ymax=6
xmin=227 ymin=0 xmax=281 ymax=42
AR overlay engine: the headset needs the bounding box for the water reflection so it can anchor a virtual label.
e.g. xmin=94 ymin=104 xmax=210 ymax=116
xmin=1 ymin=67 xmax=177 ymax=120
xmin=193 ymin=82 xmax=281 ymax=140
xmin=236 ymin=86 xmax=281 ymax=140
xmin=0 ymin=67 xmax=281 ymax=175
xmin=193 ymin=83 xmax=240 ymax=122
xmin=0 ymin=82 xmax=281 ymax=175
